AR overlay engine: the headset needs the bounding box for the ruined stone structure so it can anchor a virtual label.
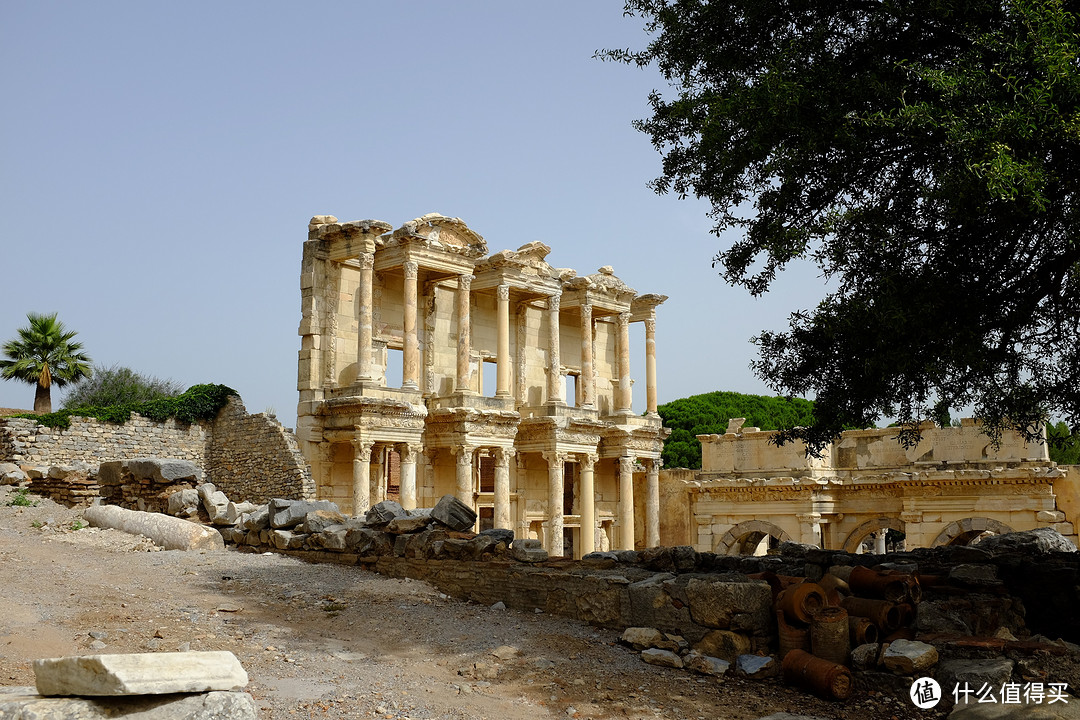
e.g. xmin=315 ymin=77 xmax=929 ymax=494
xmin=683 ymin=418 xmax=1079 ymax=554
xmin=296 ymin=213 xmax=668 ymax=557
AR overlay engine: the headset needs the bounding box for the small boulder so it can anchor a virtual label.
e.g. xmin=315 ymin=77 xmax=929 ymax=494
xmin=683 ymin=651 xmax=730 ymax=677
xmin=621 ymin=627 xmax=664 ymax=651
xmin=883 ymin=639 xmax=939 ymax=675
xmin=166 ymin=489 xmax=200 ymax=518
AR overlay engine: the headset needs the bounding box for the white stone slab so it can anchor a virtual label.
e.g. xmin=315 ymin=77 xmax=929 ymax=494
xmin=34 ymin=652 xmax=247 ymax=697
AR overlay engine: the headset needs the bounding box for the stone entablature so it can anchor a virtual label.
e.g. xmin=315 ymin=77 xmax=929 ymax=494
xmin=297 ymin=212 xmax=669 ymax=558
xmin=684 ymin=419 xmax=1077 ymax=555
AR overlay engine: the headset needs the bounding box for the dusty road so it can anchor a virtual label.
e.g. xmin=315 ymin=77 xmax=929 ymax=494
xmin=0 ymin=486 xmax=927 ymax=720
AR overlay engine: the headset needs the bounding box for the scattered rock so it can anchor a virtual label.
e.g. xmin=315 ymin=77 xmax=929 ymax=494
xmin=365 ymin=500 xmax=407 ymax=526
xmin=621 ymin=627 xmax=664 ymax=651
xmin=640 ymin=648 xmax=683 ymax=668
xmin=683 ymin=651 xmax=730 ymax=677
xmin=735 ymin=654 xmax=778 ymax=679
xmin=976 ymin=528 xmax=1078 ymax=554
xmin=883 ymin=639 xmax=939 ymax=674
xmin=269 ymin=499 xmax=339 ymax=530
xmin=510 ymin=539 xmax=547 ymax=563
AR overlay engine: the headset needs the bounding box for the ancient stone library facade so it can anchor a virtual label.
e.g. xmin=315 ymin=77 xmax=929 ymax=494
xmin=296 ymin=213 xmax=669 ymax=558
xmin=680 ymin=419 xmax=1080 ymax=555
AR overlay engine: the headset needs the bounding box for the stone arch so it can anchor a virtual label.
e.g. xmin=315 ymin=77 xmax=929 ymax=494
xmin=932 ymin=517 xmax=1015 ymax=547
xmin=842 ymin=517 xmax=905 ymax=553
xmin=715 ymin=520 xmax=792 ymax=555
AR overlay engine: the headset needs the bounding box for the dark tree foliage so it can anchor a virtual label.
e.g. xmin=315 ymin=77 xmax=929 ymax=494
xmin=603 ymin=0 xmax=1080 ymax=452
xmin=1048 ymin=421 xmax=1080 ymax=464
xmin=658 ymin=391 xmax=816 ymax=468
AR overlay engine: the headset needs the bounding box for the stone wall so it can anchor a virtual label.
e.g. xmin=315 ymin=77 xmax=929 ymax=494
xmin=0 ymin=415 xmax=207 ymax=467
xmin=206 ymin=397 xmax=314 ymax=503
xmin=0 ymin=396 xmax=314 ymax=505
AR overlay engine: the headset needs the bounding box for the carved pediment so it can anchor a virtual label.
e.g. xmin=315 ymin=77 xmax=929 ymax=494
xmin=390 ymin=213 xmax=487 ymax=257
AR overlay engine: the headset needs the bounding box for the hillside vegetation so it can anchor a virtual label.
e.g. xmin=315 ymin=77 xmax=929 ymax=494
xmin=657 ymin=391 xmax=815 ymax=469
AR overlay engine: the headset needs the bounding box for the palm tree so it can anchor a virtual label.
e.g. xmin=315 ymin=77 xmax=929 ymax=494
xmin=0 ymin=312 xmax=92 ymax=413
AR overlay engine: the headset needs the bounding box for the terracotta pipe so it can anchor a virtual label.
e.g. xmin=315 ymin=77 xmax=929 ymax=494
xmin=848 ymin=616 xmax=879 ymax=646
xmin=781 ymin=649 xmax=854 ymax=701
xmin=810 ymin=607 xmax=850 ymax=665
xmin=841 ymin=596 xmax=902 ymax=632
xmin=777 ymin=583 xmax=827 ymax=625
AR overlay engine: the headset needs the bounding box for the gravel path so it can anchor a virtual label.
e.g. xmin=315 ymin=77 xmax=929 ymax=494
xmin=0 ymin=486 xmax=931 ymax=720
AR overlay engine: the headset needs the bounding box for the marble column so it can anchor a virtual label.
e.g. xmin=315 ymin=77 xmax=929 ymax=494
xmin=454 ymin=445 xmax=474 ymax=508
xmin=456 ymin=274 xmax=473 ymax=393
xmin=874 ymin=531 xmax=887 ymax=554
xmin=542 ymin=450 xmax=566 ymax=556
xmin=514 ymin=302 xmax=527 ymax=404
xmin=645 ymin=313 xmax=659 ymax=416
xmin=496 ymin=284 xmax=511 ymax=397
xmin=645 ymin=457 xmax=660 ymax=548
xmin=351 ymin=437 xmax=373 ymax=517
xmin=547 ymin=293 xmax=563 ymax=404
xmin=371 ymin=445 xmax=386 ymax=504
xmin=618 ymin=454 xmax=635 ymax=550
xmin=402 ymin=260 xmax=420 ymax=390
xmin=493 ymin=447 xmax=514 ymax=530
xmin=356 ymin=252 xmax=375 ymax=382
xmin=580 ymin=304 xmax=594 ymax=408
xmin=399 ymin=443 xmax=418 ymax=510
xmin=617 ymin=311 xmax=632 ymax=412
xmin=578 ymin=453 xmax=597 ymax=555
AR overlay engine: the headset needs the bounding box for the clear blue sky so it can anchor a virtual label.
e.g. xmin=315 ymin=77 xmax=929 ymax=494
xmin=0 ymin=1 xmax=825 ymax=427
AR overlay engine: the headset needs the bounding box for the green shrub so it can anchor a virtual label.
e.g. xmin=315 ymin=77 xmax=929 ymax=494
xmin=62 ymin=364 xmax=183 ymax=410
xmin=18 ymin=383 xmax=237 ymax=430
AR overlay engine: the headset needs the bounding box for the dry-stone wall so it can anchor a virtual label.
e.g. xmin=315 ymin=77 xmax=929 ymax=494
xmin=206 ymin=397 xmax=314 ymax=502
xmin=0 ymin=396 xmax=314 ymax=504
xmin=0 ymin=415 xmax=206 ymax=466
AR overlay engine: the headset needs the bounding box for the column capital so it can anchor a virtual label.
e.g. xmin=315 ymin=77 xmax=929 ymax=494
xmin=496 ymin=283 xmax=510 ymax=302
xmin=398 ymin=443 xmax=421 ymax=463
xmin=578 ymin=452 xmax=598 ymax=471
xmin=453 ymin=445 xmax=475 ymax=465
xmin=403 ymin=260 xmax=419 ymax=279
xmin=644 ymin=316 xmax=656 ymax=334
xmin=494 ymin=446 xmax=516 ymax=465
xmin=541 ymin=450 xmax=568 ymax=465
xmin=358 ymin=252 xmax=375 ymax=270
xmin=548 ymin=293 xmax=561 ymax=312
xmin=459 ymin=273 xmax=474 ymax=290
xmin=617 ymin=310 xmax=631 ymax=325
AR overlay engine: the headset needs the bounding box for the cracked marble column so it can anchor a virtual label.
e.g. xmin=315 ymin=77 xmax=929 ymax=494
xmin=493 ymin=447 xmax=514 ymax=530
xmin=351 ymin=437 xmax=373 ymax=517
xmin=542 ymin=451 xmax=566 ymax=556
xmin=618 ymin=453 xmax=635 ymax=550
xmin=402 ymin=260 xmax=420 ymax=390
xmin=579 ymin=453 xmax=597 ymax=555
xmin=456 ymin=274 xmax=473 ymax=393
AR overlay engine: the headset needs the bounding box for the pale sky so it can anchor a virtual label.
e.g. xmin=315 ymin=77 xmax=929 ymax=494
xmin=0 ymin=1 xmax=826 ymax=427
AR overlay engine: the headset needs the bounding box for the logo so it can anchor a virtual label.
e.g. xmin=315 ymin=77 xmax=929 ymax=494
xmin=910 ymin=678 xmax=942 ymax=709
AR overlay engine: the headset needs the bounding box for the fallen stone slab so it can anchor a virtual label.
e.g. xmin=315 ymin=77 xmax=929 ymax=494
xmin=0 ymin=687 xmax=256 ymax=719
xmin=126 ymin=458 xmax=202 ymax=484
xmin=365 ymin=500 xmax=407 ymax=526
xmin=269 ymin=498 xmax=339 ymax=529
xmin=34 ymin=651 xmax=247 ymax=696
xmin=976 ymin=527 xmax=1078 ymax=554
xmin=84 ymin=504 xmax=224 ymax=552
xmin=684 ymin=651 xmax=731 ymax=677
xmin=431 ymin=494 xmax=477 ymax=532
xmin=510 ymin=538 xmax=547 ymax=563
xmin=621 ymin=627 xmax=664 ymax=650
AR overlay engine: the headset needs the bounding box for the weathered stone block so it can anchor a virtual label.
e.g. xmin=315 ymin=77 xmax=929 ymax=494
xmin=431 ymin=495 xmax=477 ymax=532
xmin=127 ymin=459 xmax=201 ymax=484
xmin=693 ymin=630 xmax=751 ymax=663
xmin=269 ymin=498 xmax=339 ymax=529
xmin=0 ymin=688 xmax=257 ymax=719
xmin=365 ymin=500 xmax=406 ymax=526
xmin=511 ymin=539 xmax=547 ymax=563
xmin=166 ymin=489 xmax=200 ymax=517
xmin=683 ymin=651 xmax=730 ymax=677
xmin=684 ymin=577 xmax=772 ymax=634
xmin=34 ymin=651 xmax=247 ymax=696
xmin=301 ymin=509 xmax=346 ymax=534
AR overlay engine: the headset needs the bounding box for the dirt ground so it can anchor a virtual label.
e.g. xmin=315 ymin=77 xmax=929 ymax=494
xmin=0 ymin=486 xmax=937 ymax=720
